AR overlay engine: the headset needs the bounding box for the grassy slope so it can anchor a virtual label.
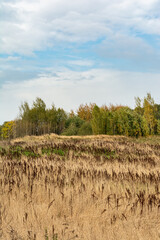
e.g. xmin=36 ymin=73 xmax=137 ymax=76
xmin=1 ymin=134 xmax=160 ymax=240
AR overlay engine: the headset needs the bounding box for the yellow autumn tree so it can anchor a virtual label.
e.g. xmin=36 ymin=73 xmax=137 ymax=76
xmin=77 ymin=103 xmax=95 ymax=121
xmin=1 ymin=121 xmax=15 ymax=139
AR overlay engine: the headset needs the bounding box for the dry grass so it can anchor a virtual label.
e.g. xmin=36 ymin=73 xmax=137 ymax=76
xmin=1 ymin=134 xmax=160 ymax=239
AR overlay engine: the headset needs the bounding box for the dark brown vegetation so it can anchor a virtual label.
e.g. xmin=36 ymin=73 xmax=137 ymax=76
xmin=1 ymin=134 xmax=160 ymax=239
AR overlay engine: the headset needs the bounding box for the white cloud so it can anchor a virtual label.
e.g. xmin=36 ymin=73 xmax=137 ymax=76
xmin=1 ymin=0 xmax=160 ymax=126
xmin=1 ymin=67 xmax=160 ymax=124
xmin=68 ymin=60 xmax=94 ymax=67
xmin=0 ymin=0 xmax=160 ymax=55
xmin=98 ymin=33 xmax=157 ymax=61
xmin=0 ymin=56 xmax=20 ymax=62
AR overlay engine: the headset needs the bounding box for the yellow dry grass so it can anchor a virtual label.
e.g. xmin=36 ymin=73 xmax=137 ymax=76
xmin=1 ymin=134 xmax=160 ymax=239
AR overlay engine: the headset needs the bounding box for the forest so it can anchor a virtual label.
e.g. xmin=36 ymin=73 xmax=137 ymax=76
xmin=1 ymin=93 xmax=160 ymax=139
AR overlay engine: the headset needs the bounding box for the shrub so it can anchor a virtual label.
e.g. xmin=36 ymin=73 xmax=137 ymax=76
xmin=78 ymin=122 xmax=92 ymax=135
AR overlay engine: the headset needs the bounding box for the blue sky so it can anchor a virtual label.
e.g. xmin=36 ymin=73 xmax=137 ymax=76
xmin=1 ymin=0 xmax=160 ymax=124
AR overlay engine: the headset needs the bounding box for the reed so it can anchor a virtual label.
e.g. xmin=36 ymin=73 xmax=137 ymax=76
xmin=1 ymin=134 xmax=160 ymax=239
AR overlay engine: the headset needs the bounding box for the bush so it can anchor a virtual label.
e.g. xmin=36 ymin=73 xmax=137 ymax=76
xmin=61 ymin=123 xmax=79 ymax=136
xmin=78 ymin=122 xmax=92 ymax=136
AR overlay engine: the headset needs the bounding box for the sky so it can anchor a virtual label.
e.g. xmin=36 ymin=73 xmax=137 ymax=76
xmin=1 ymin=0 xmax=160 ymax=124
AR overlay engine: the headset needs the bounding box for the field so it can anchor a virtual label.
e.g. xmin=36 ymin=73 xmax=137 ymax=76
xmin=1 ymin=134 xmax=160 ymax=240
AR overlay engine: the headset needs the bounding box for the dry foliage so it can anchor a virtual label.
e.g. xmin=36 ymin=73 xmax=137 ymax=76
xmin=1 ymin=134 xmax=160 ymax=239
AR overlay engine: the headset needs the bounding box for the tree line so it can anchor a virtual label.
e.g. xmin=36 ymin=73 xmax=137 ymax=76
xmin=1 ymin=93 xmax=160 ymax=139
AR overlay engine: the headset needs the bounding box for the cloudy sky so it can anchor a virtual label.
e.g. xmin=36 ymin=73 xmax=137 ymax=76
xmin=1 ymin=0 xmax=160 ymax=124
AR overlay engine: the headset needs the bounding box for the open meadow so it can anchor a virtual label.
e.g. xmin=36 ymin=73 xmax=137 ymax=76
xmin=1 ymin=134 xmax=160 ymax=240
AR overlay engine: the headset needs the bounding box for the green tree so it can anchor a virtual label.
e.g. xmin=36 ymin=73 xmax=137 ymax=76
xmin=56 ymin=108 xmax=67 ymax=134
xmin=29 ymin=98 xmax=47 ymax=135
xmin=91 ymin=105 xmax=103 ymax=135
xmin=46 ymin=104 xmax=57 ymax=133
xmin=154 ymin=104 xmax=160 ymax=120
xmin=135 ymin=97 xmax=143 ymax=115
xmin=157 ymin=120 xmax=160 ymax=135
xmin=100 ymin=108 xmax=109 ymax=134
xmin=78 ymin=122 xmax=92 ymax=136
xmin=62 ymin=116 xmax=84 ymax=136
xmin=141 ymin=116 xmax=149 ymax=137
xmin=131 ymin=112 xmax=142 ymax=137
xmin=143 ymin=93 xmax=156 ymax=135
xmin=19 ymin=101 xmax=30 ymax=120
